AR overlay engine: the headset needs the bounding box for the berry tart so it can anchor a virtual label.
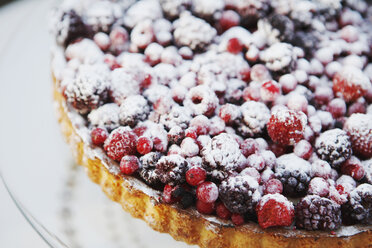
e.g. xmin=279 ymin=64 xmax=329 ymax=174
xmin=51 ymin=0 xmax=372 ymax=247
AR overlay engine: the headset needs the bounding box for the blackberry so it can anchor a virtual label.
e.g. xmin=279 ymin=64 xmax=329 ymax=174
xmin=295 ymin=195 xmax=342 ymax=231
xmin=201 ymin=133 xmax=246 ymax=181
xmin=258 ymin=14 xmax=294 ymax=44
xmin=235 ymin=0 xmax=271 ymax=28
xmin=275 ymin=154 xmax=311 ymax=197
xmin=168 ymin=126 xmax=185 ymax=145
xmin=155 ymin=155 xmax=188 ymax=185
xmin=291 ymin=31 xmax=318 ymax=56
xmin=139 ymin=152 xmax=162 ymax=186
xmin=64 ymin=65 xmax=109 ymax=115
xmin=342 ymin=184 xmax=372 ymax=225
xmin=56 ymin=10 xmax=91 ymax=47
xmin=180 ymin=192 xmax=196 ymax=209
xmin=315 ymin=129 xmax=352 ymax=168
xmin=119 ymin=95 xmax=150 ymax=127
xmin=238 ymin=101 xmax=270 ymax=138
xmin=219 ymin=175 xmax=261 ymax=214
xmin=84 ymin=1 xmax=119 ymax=33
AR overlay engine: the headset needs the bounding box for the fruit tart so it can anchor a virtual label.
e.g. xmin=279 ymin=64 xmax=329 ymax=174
xmin=50 ymin=0 xmax=372 ymax=247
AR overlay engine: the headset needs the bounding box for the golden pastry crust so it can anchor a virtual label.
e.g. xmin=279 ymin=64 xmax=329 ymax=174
xmin=53 ymin=75 xmax=372 ymax=248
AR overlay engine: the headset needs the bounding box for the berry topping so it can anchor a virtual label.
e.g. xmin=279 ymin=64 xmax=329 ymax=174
xmin=104 ymin=127 xmax=137 ymax=161
xmin=239 ymin=101 xmax=270 ymax=138
xmin=308 ymin=177 xmax=330 ymax=197
xmin=139 ymin=152 xmax=162 ymax=186
xmin=344 ymin=114 xmax=372 ymax=158
xmin=91 ymin=127 xmax=108 ymax=146
xmin=196 ymin=182 xmax=219 ymax=203
xmin=333 ymin=66 xmax=371 ymax=102
xmin=136 ymin=136 xmax=153 ymax=155
xmin=120 ymin=155 xmax=141 ymax=175
xmin=216 ymin=202 xmax=232 ymax=220
xmin=256 ymin=193 xmax=294 ymax=229
xmin=267 ymin=108 xmax=307 ymax=146
xmin=315 ymin=129 xmax=352 ymax=167
xmin=156 ymin=155 xmax=188 ymax=185
xmin=88 ymin=103 xmax=120 ymax=131
xmin=227 ymin=38 xmax=243 ymax=54
xmin=196 ymin=200 xmax=215 ymax=214
xmin=219 ymin=175 xmax=261 ymax=214
xmin=342 ymin=184 xmax=372 ymax=225
xmin=275 ymin=154 xmax=311 ymax=197
xmin=201 ymin=133 xmax=246 ymax=181
xmin=64 ymin=65 xmax=109 ymax=114
xmin=119 ymin=95 xmax=150 ymax=127
xmin=340 ymin=156 xmax=365 ymax=181
xmin=295 ymin=195 xmax=342 ymax=231
xmin=263 ymin=179 xmax=283 ymax=195
xmin=186 ymin=166 xmax=206 ymax=186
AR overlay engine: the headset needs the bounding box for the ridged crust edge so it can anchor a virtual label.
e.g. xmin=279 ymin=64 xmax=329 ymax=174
xmin=53 ymin=76 xmax=372 ymax=248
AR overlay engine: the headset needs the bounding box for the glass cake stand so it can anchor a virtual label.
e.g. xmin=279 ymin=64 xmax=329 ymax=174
xmin=0 ymin=0 xmax=195 ymax=247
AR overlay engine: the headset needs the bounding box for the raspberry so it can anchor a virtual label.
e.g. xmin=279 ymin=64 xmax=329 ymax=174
xmin=295 ymin=195 xmax=341 ymax=230
xmin=344 ymin=114 xmax=372 ymax=158
xmin=196 ymin=200 xmax=215 ymax=214
xmin=238 ymin=101 xmax=270 ymax=138
xmin=250 ymin=64 xmax=271 ymax=83
xmin=184 ymin=85 xmax=218 ymax=117
xmin=293 ymin=140 xmax=313 ymax=160
xmin=347 ymin=102 xmax=366 ymax=116
xmin=136 ymin=136 xmax=153 ymax=155
xmin=342 ymin=184 xmax=372 ymax=225
xmin=155 ymin=155 xmax=188 ymax=185
xmin=104 ymin=127 xmax=137 ymax=161
xmin=231 ymin=213 xmax=245 ymax=226
xmin=201 ymin=133 xmax=246 ymax=181
xmin=139 ymin=152 xmax=162 ymax=186
xmin=120 ymin=155 xmax=140 ymax=175
xmin=267 ymin=108 xmax=307 ymax=146
xmin=88 ymin=103 xmax=120 ymax=131
xmin=218 ymin=10 xmax=240 ymax=32
xmin=91 ymin=127 xmax=108 ymax=146
xmin=216 ymin=202 xmax=232 ymax=220
xmin=260 ymin=80 xmax=281 ymax=102
xmin=180 ymin=137 xmax=199 ymax=157
xmin=119 ymin=95 xmax=149 ymax=127
xmin=332 ymin=66 xmax=371 ymax=102
xmin=240 ymin=138 xmax=259 ymax=157
xmin=266 ymin=14 xmax=294 ymax=43
xmin=327 ymin=98 xmax=347 ymax=118
xmin=263 ymin=179 xmax=283 ymax=195
xmin=219 ymin=104 xmax=241 ymax=125
xmin=185 ymin=128 xmax=198 ymax=139
xmin=186 ymin=167 xmax=206 ymax=186
xmin=315 ymin=129 xmax=352 ymax=168
xmin=308 ymin=177 xmax=330 ymax=197
xmin=310 ymin=160 xmax=332 ymax=179
xmin=240 ymin=168 xmax=261 ymax=183
xmin=227 ymin=38 xmax=243 ymax=54
xmin=340 ymin=156 xmax=365 ymax=181
xmin=189 ymin=115 xmax=210 ymax=135
xmin=219 ymin=175 xmax=261 ymax=214
xmin=275 ymin=154 xmax=311 ymax=197
xmin=246 ymin=154 xmax=265 ymax=171
xmin=196 ymin=182 xmax=219 ymax=203
xmin=256 ymin=194 xmax=294 ymax=229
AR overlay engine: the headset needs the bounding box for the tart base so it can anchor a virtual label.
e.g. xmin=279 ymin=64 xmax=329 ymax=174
xmin=53 ymin=76 xmax=372 ymax=248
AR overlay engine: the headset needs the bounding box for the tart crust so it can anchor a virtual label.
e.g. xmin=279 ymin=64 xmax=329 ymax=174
xmin=53 ymin=75 xmax=372 ymax=248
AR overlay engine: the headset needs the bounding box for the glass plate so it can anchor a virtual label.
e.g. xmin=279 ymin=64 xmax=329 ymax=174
xmin=0 ymin=1 xmax=195 ymax=247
